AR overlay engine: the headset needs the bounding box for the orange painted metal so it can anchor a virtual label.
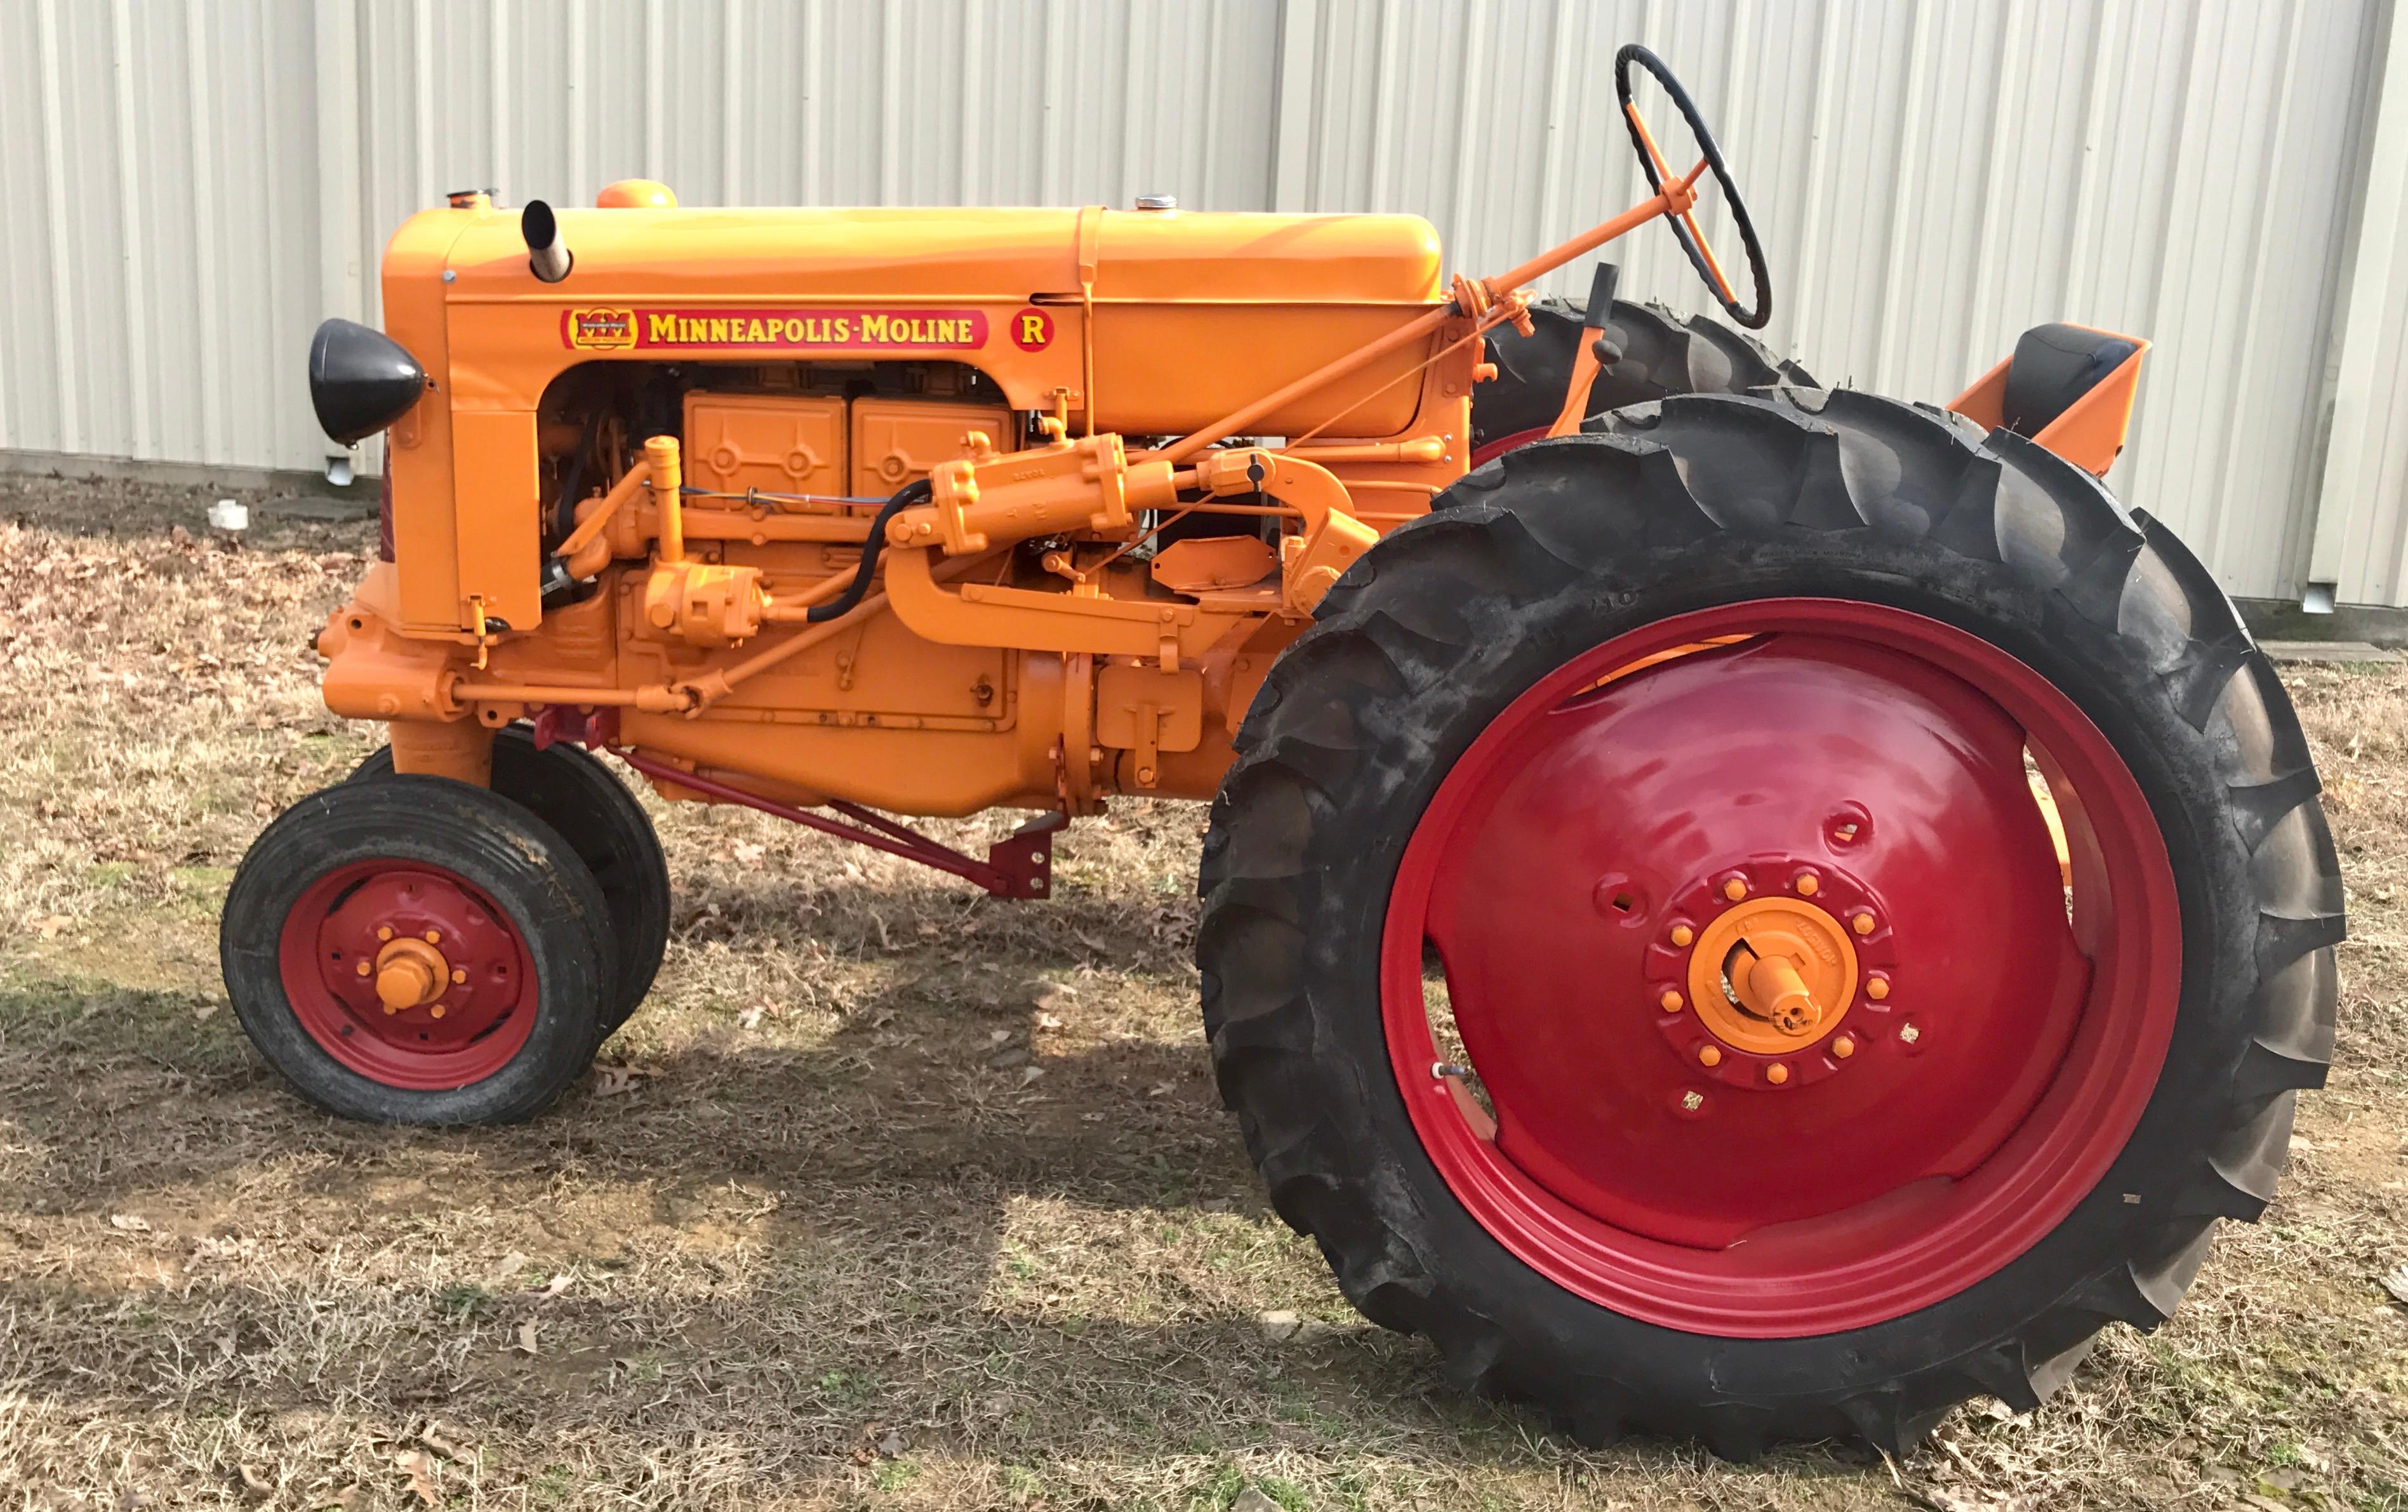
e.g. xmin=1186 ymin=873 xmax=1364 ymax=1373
xmin=322 ymin=127 xmax=2148 ymax=830
xmin=1682 ymin=894 xmax=1860 ymax=1056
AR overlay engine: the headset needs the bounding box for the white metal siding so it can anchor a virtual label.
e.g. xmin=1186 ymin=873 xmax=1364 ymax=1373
xmin=0 ymin=0 xmax=2390 ymax=603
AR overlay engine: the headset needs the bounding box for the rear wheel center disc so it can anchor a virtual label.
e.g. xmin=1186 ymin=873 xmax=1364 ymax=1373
xmin=1383 ymin=600 xmax=2181 ymax=1335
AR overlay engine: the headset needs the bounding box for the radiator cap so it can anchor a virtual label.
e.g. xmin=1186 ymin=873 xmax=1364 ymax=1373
xmin=598 ymin=178 xmax=678 ymax=208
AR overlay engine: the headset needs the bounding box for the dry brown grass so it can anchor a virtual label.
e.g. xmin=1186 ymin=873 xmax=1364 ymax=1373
xmin=0 ymin=472 xmax=2401 ymax=1511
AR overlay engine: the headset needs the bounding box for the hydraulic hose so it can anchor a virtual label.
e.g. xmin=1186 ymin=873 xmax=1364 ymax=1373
xmin=808 ymin=479 xmax=930 ymax=623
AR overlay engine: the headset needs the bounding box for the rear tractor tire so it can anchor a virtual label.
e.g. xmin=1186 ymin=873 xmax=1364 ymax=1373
xmin=352 ymin=726 xmax=670 ymax=1037
xmin=222 ymin=776 xmax=615 ymax=1124
xmin=1470 ymin=296 xmax=1816 ymax=464
xmin=1199 ymin=390 xmax=2339 ymax=1454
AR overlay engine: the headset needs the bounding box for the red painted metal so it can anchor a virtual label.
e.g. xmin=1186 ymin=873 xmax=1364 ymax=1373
xmin=608 ymin=743 xmax=1060 ymax=899
xmin=1469 ymin=426 xmax=1551 ymax=470
xmin=279 ymin=861 xmax=538 ymax=1089
xmin=1381 ymin=600 xmax=2181 ymax=1337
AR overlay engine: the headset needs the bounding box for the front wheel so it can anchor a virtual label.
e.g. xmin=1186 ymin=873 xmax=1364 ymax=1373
xmin=222 ymin=776 xmax=614 ymax=1124
xmin=1198 ymin=391 xmax=2340 ymax=1453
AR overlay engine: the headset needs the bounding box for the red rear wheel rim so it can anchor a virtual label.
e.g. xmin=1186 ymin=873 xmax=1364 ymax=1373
xmin=1470 ymin=427 xmax=1553 ymax=470
xmin=1382 ymin=599 xmax=2181 ymax=1337
xmin=278 ymin=861 xmax=539 ymax=1089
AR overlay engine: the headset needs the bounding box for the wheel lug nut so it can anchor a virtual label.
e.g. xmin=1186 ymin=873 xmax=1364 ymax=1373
xmin=1722 ymin=878 xmax=1747 ymax=902
xmin=1850 ymin=911 xmax=1875 ymax=936
xmin=1697 ymin=1045 xmax=1722 ymax=1068
xmin=376 ymin=926 xmax=392 ymax=941
xmin=429 ymin=1004 xmax=446 ymax=1019
xmin=354 ymin=960 xmax=372 ymax=977
xmin=1794 ymin=872 xmax=1819 ymax=896
xmin=1660 ymin=990 xmax=1684 ymax=1012
xmin=451 ymin=969 xmax=467 ymax=984
xmin=1832 ymin=1035 xmax=1856 ymax=1059
xmin=1866 ymin=974 xmax=1889 ymax=1000
xmin=1765 ymin=1063 xmax=1790 ymax=1085
xmin=1669 ymin=924 xmax=1694 ymax=948
xmin=424 ymin=930 xmax=442 ymax=945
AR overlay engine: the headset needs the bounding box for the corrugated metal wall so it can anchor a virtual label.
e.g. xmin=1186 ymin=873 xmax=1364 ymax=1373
xmin=0 ymin=0 xmax=2393 ymax=603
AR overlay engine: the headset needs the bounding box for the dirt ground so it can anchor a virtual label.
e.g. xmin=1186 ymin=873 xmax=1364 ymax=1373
xmin=0 ymin=471 xmax=2400 ymax=1512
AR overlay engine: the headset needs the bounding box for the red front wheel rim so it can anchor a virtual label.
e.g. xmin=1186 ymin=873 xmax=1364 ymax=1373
xmin=1382 ymin=599 xmax=2181 ymax=1337
xmin=277 ymin=861 xmax=540 ymax=1089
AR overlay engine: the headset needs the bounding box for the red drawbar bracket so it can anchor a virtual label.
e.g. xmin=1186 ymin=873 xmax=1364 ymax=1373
xmin=531 ymin=705 xmax=1063 ymax=900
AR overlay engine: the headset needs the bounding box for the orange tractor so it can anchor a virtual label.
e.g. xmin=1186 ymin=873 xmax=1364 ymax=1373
xmin=227 ymin=49 xmax=2340 ymax=1454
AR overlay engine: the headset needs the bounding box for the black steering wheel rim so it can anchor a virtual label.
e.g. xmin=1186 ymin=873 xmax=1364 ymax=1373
xmin=1614 ymin=44 xmax=1773 ymax=331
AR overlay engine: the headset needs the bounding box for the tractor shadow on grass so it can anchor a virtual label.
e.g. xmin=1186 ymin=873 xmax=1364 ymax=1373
xmin=0 ymin=885 xmax=1892 ymax=1496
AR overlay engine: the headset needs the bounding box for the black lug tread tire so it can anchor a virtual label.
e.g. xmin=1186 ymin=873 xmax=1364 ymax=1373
xmin=222 ymin=775 xmax=615 ymax=1125
xmin=352 ymin=727 xmax=670 ymax=1036
xmin=1470 ymin=295 xmax=1818 ymax=451
xmin=1197 ymin=387 xmax=2340 ymax=1454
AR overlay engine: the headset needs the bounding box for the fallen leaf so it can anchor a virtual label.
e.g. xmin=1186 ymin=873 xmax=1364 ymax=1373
xmin=1258 ymin=1309 xmax=1302 ymax=1341
xmin=733 ymin=840 xmax=766 ymax=865
xmin=236 ymin=1462 xmax=273 ymax=1500
xmin=494 ymin=1250 xmax=528 ymax=1280
xmin=536 ymin=1271 xmax=575 ymax=1299
xmin=2381 ymin=1264 xmax=2408 ymax=1306
xmin=420 ymin=1421 xmax=472 ymax=1461
xmin=109 ymin=1213 xmax=152 ymax=1233
xmin=392 ymin=1448 xmax=437 ymax=1507
xmin=192 ymin=1001 xmax=220 ymax=1021
xmin=877 ymin=1429 xmax=907 ymax=1458
xmin=213 ymin=1332 xmax=237 ymax=1360
xmin=514 ymin=1320 xmax=538 ymax=1355
xmin=987 ymin=1029 xmax=1012 ymax=1045
xmin=736 ymin=1004 xmax=765 ymax=1030
xmin=1018 ymin=1065 xmax=1045 ymax=1086
xmin=592 ymin=1064 xmax=651 ymax=1097
xmin=1035 ymin=1011 xmax=1065 ymax=1031
xmin=31 ymin=914 xmax=73 ymax=939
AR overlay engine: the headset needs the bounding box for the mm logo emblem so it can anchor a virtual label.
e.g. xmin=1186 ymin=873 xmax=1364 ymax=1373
xmin=1010 ymin=307 xmax=1055 ymax=352
xmin=564 ymin=307 xmax=636 ymax=350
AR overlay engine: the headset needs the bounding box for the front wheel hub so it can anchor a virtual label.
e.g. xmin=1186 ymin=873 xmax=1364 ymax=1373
xmin=278 ymin=862 xmax=536 ymax=1088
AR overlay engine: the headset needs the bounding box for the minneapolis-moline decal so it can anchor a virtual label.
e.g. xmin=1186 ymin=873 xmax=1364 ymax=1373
xmin=566 ymin=308 xmax=636 ymax=350
xmin=561 ymin=307 xmax=990 ymax=352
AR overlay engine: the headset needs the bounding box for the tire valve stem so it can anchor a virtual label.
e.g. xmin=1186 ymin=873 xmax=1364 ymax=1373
xmin=1432 ymin=1062 xmax=1473 ymax=1080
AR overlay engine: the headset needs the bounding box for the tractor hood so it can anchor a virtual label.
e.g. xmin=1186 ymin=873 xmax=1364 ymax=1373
xmin=432 ymin=205 xmax=1444 ymax=307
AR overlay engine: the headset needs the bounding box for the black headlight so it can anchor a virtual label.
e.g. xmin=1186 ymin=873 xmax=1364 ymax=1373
xmin=309 ymin=319 xmax=426 ymax=446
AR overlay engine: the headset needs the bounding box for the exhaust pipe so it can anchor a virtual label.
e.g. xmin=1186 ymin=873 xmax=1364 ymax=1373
xmin=522 ymin=199 xmax=572 ymax=282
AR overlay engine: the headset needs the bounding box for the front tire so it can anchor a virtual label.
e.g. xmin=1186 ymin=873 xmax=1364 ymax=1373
xmin=1198 ymin=390 xmax=2340 ymax=1453
xmin=222 ymin=776 xmax=614 ymax=1124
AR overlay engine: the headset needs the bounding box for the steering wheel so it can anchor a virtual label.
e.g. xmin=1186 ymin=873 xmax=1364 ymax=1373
xmin=1614 ymin=44 xmax=1773 ymax=331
